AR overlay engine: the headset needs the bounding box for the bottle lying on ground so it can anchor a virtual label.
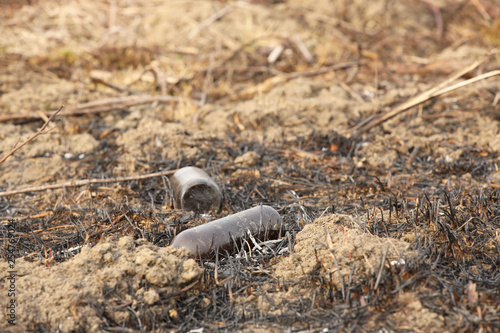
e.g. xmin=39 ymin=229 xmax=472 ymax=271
xmin=170 ymin=205 xmax=284 ymax=258
xmin=170 ymin=166 xmax=222 ymax=214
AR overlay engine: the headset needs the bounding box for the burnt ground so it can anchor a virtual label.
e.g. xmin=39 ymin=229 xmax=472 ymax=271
xmin=0 ymin=0 xmax=500 ymax=332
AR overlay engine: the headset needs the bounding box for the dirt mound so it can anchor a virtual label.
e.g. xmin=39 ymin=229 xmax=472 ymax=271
xmin=275 ymin=213 xmax=411 ymax=286
xmin=1 ymin=0 xmax=500 ymax=331
xmin=0 ymin=237 xmax=202 ymax=332
xmin=386 ymin=291 xmax=446 ymax=332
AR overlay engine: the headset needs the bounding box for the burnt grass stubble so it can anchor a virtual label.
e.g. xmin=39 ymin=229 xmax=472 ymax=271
xmin=1 ymin=130 xmax=500 ymax=332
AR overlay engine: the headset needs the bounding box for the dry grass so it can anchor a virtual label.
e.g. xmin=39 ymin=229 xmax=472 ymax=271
xmin=1 ymin=0 xmax=500 ymax=331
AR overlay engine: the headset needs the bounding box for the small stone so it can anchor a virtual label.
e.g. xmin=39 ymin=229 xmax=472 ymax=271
xmin=234 ymin=151 xmax=260 ymax=167
xmin=143 ymin=289 xmax=159 ymax=305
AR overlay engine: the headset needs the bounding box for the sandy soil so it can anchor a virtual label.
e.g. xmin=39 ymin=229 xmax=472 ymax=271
xmin=1 ymin=0 xmax=499 ymax=332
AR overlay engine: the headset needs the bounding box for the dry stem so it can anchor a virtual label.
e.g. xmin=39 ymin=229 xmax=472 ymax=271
xmin=90 ymin=76 xmax=143 ymax=95
xmin=230 ymin=62 xmax=358 ymax=101
xmin=0 ymin=106 xmax=63 ymax=165
xmin=0 ymin=95 xmax=197 ymax=123
xmin=186 ymin=5 xmax=232 ymax=41
xmin=0 ymin=170 xmax=177 ymax=197
xmin=351 ymin=59 xmax=500 ymax=137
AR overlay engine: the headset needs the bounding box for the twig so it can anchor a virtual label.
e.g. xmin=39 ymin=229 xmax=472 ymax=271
xmin=432 ymin=70 xmax=500 ymax=95
xmin=319 ymin=227 xmax=346 ymax=300
xmin=220 ymin=35 xmax=267 ymax=65
xmin=351 ymin=59 xmax=500 ymax=137
xmin=231 ymin=62 xmax=358 ymax=101
xmin=90 ymin=76 xmax=143 ymax=95
xmin=493 ymin=92 xmax=500 ymax=106
xmin=128 ymin=66 xmax=185 ymax=93
xmin=406 ymin=145 xmax=420 ymax=168
xmin=200 ymin=52 xmax=215 ymax=107
xmin=149 ymin=65 xmax=168 ymax=95
xmin=422 ymin=0 xmax=443 ymax=38
xmin=339 ymin=81 xmax=364 ymax=103
xmin=353 ymin=60 xmax=484 ymax=134
xmin=0 ymin=95 xmax=199 ymax=122
xmin=186 ymin=5 xmax=232 ymax=41
xmin=267 ymin=45 xmax=284 ymax=64
xmin=291 ymin=35 xmax=313 ymax=63
xmin=374 ymin=245 xmax=389 ymax=290
xmin=278 ymin=61 xmax=358 ymax=79
xmin=330 ymin=253 xmax=345 ymax=300
xmin=0 ymin=170 xmax=177 ymax=197
xmin=0 ymin=106 xmax=63 ymax=165
xmin=470 ymin=0 xmax=492 ymax=22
